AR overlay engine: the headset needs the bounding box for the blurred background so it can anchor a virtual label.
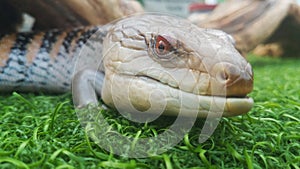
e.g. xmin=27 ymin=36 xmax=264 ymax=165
xmin=140 ymin=0 xmax=223 ymax=17
xmin=0 ymin=0 xmax=299 ymax=57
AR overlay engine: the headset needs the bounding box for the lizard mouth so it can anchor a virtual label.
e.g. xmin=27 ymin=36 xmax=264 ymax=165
xmin=134 ymin=74 xmax=253 ymax=117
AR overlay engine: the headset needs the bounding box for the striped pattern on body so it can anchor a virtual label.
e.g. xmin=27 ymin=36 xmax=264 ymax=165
xmin=0 ymin=26 xmax=105 ymax=93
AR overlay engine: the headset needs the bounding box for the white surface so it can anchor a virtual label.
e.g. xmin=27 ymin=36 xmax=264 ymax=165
xmin=205 ymin=0 xmax=217 ymax=5
xmin=18 ymin=13 xmax=35 ymax=32
xmin=144 ymin=0 xmax=197 ymax=17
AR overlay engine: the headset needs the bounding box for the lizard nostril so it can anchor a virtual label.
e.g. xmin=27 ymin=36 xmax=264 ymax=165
xmin=224 ymin=71 xmax=229 ymax=81
xmin=216 ymin=71 xmax=229 ymax=83
xmin=215 ymin=63 xmax=241 ymax=87
xmin=210 ymin=62 xmax=253 ymax=97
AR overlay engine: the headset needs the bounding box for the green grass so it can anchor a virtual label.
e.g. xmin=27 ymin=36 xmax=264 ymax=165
xmin=0 ymin=55 xmax=299 ymax=169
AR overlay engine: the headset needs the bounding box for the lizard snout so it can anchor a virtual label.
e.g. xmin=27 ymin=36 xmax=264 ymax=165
xmin=213 ymin=62 xmax=253 ymax=97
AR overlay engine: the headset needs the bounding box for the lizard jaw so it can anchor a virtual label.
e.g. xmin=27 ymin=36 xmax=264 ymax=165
xmin=101 ymin=72 xmax=253 ymax=118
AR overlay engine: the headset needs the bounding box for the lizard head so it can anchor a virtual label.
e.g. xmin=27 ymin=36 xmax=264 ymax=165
xmin=101 ymin=14 xmax=253 ymax=118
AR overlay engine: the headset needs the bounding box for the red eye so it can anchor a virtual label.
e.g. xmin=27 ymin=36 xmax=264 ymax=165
xmin=155 ymin=35 xmax=172 ymax=55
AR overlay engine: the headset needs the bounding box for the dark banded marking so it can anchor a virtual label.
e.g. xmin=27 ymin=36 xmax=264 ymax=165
xmin=26 ymin=29 xmax=82 ymax=92
xmin=62 ymin=29 xmax=82 ymax=53
xmin=55 ymin=28 xmax=85 ymax=60
xmin=49 ymin=31 xmax=67 ymax=60
xmin=68 ymin=29 xmax=85 ymax=58
xmin=76 ymin=26 xmax=100 ymax=48
xmin=38 ymin=30 xmax=63 ymax=54
xmin=1 ymin=32 xmax=35 ymax=82
xmin=11 ymin=32 xmax=35 ymax=59
xmin=25 ymin=30 xmax=64 ymax=87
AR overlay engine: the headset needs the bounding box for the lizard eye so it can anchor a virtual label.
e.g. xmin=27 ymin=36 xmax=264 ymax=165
xmin=155 ymin=35 xmax=171 ymax=55
xmin=152 ymin=35 xmax=174 ymax=59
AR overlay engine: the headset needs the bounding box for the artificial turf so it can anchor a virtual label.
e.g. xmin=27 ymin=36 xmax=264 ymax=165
xmin=0 ymin=55 xmax=299 ymax=169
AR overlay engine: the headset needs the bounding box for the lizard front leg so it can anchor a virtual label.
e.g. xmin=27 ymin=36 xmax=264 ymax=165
xmin=72 ymin=69 xmax=104 ymax=108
